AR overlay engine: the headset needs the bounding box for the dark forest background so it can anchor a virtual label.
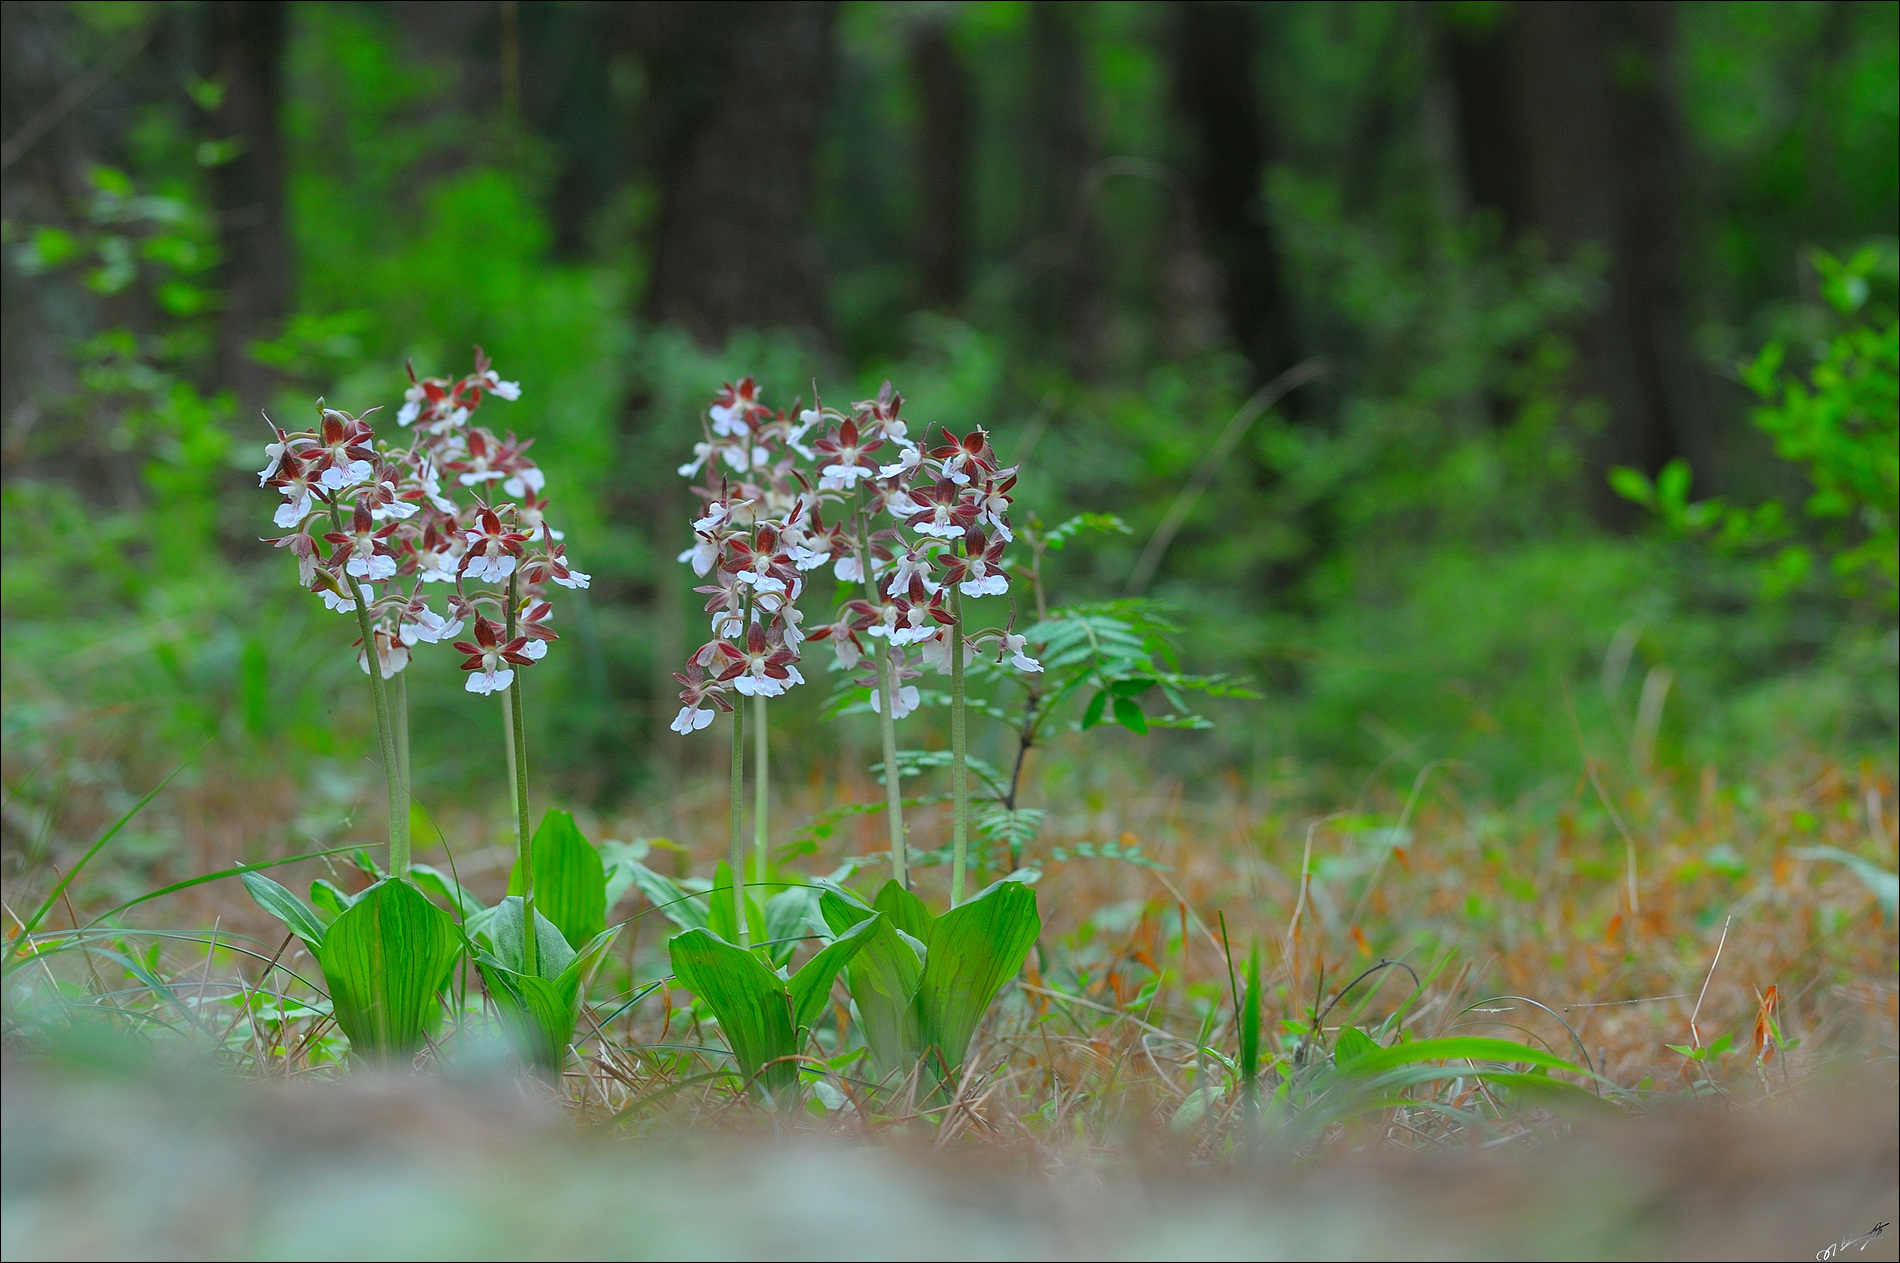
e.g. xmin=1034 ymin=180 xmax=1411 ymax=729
xmin=3 ymin=1 xmax=1894 ymax=831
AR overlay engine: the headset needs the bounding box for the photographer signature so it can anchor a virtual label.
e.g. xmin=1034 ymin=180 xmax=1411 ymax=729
xmin=1817 ymin=1222 xmax=1890 ymax=1260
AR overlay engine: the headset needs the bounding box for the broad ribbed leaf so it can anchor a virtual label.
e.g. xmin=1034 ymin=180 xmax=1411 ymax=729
xmin=314 ymin=878 xmax=462 ymax=1060
xmin=668 ymin=927 xmax=797 ymax=1101
xmin=872 ymin=879 xmax=934 ymax=942
xmin=507 ymin=809 xmax=607 ymax=948
xmin=240 ymin=872 xmax=327 ymax=947
xmin=824 ymin=895 xmax=925 ymax=1082
xmin=919 ymin=879 xmax=1039 ymax=1083
xmin=485 ymin=896 xmax=577 ymax=979
xmin=620 ymin=860 xmax=709 ymax=930
xmin=788 ymin=912 xmax=883 ymax=1033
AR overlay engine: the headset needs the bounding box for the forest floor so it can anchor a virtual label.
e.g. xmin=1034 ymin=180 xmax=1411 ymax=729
xmin=3 ymin=748 xmax=1896 ymax=1259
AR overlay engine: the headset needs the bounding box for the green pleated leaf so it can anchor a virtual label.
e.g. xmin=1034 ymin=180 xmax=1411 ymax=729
xmin=823 ymin=893 xmax=925 ymax=1081
xmin=872 ymin=879 xmax=935 ymax=942
xmin=919 ymin=878 xmax=1039 ymax=1083
xmin=788 ymin=912 xmax=884 ymax=1033
xmin=240 ymin=872 xmax=327 ymax=947
xmin=507 ymin=809 xmax=607 ymax=948
xmin=619 ymin=860 xmax=708 ymax=930
xmin=668 ymin=927 xmax=797 ymax=1101
xmin=484 ymin=896 xmax=577 ymax=980
xmin=313 ymin=878 xmax=462 ymax=1060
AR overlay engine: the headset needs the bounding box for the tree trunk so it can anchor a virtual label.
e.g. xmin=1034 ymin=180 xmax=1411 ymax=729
xmin=1021 ymin=0 xmax=1100 ymax=375
xmin=207 ymin=0 xmax=289 ymax=420
xmin=909 ymin=19 xmax=970 ymax=313
xmin=640 ymin=0 xmax=836 ymax=345
xmin=1169 ymin=0 xmax=1303 ymax=395
xmin=1443 ymin=0 xmax=1714 ymax=524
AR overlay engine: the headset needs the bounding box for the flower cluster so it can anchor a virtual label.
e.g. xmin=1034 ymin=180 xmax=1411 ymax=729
xmin=670 ymin=377 xmax=1038 ymax=735
xmin=260 ymin=349 xmax=588 ymax=695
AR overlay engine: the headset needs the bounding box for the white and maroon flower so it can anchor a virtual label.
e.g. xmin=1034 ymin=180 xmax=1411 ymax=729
xmin=358 ymin=628 xmax=410 ymax=679
xmin=324 ymin=502 xmax=400 ymax=582
xmin=907 ymin=478 xmax=977 ymax=539
xmin=814 ymin=419 xmax=882 ymax=491
xmin=997 ymin=630 xmax=1042 ymax=673
xmin=258 ymin=420 xmax=299 ymax=485
xmin=396 ymin=599 xmax=464 ymax=647
xmin=710 ymin=377 xmax=768 ymax=437
xmin=479 ymin=368 xmax=522 ymax=402
xmin=974 ymin=471 xmax=1017 ymax=541
xmin=359 ymin=477 xmax=417 ymax=522
xmin=447 ymin=428 xmax=510 ymax=487
xmin=670 ymin=663 xmax=732 ymax=733
xmin=942 ymin=528 xmax=1008 ymax=597
xmin=718 ymin=624 xmax=797 ymax=697
xmin=267 ymin=452 xmax=324 ymax=529
xmin=452 ymin=616 xmax=534 ymax=695
xmin=919 ymin=628 xmax=978 ymax=675
xmin=928 ymin=426 xmax=998 ymax=485
xmin=460 ymin=506 xmax=528 ymax=583
xmin=310 ymin=409 xmax=378 ymax=490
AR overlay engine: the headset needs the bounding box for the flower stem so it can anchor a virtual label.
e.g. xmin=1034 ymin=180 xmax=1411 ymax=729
xmin=729 ymin=690 xmax=748 ymax=944
xmin=327 ymin=497 xmax=407 ymax=880
xmin=949 ymin=590 xmax=968 ymax=906
xmin=753 ymin=695 xmax=769 ymax=886
xmin=506 ymin=574 xmax=535 ymax=976
xmin=501 ymin=682 xmax=519 ymax=825
xmin=852 ymin=511 xmax=907 ymax=889
xmin=391 ymin=667 xmax=411 ymax=862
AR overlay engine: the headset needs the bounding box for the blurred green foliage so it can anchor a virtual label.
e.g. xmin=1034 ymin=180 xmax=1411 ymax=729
xmin=2 ymin=0 xmax=1895 ymax=864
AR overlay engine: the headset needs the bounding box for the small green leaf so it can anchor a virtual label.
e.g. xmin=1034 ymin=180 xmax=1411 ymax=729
xmin=1112 ymin=696 xmax=1149 ymax=734
xmin=1607 ymin=466 xmax=1655 ymax=508
xmin=1337 ymin=1036 xmax=1584 ymax=1079
xmin=1334 ymin=1024 xmax=1378 ymax=1066
xmin=409 ymin=864 xmax=482 ymax=920
xmin=485 ymin=896 xmax=577 ymax=980
xmin=478 ymin=925 xmax=620 ymax=1073
xmin=313 ymin=879 xmax=462 ymax=1060
xmin=1109 ymin=677 xmax=1156 ymax=698
xmin=508 ymin=810 xmax=607 ymax=949
xmin=308 ymin=879 xmax=358 ymax=926
xmin=1081 ymin=690 xmax=1109 ymax=729
xmin=620 ymin=859 xmax=709 ymax=930
xmin=240 ymin=872 xmax=328 ymax=947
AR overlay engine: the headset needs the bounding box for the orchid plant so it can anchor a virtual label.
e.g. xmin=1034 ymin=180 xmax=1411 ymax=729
xmin=663 ymin=376 xmax=1045 ymax=1102
xmin=246 ymin=351 xmax=609 ymax=1066
xmin=670 ymin=378 xmax=1042 ymax=919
